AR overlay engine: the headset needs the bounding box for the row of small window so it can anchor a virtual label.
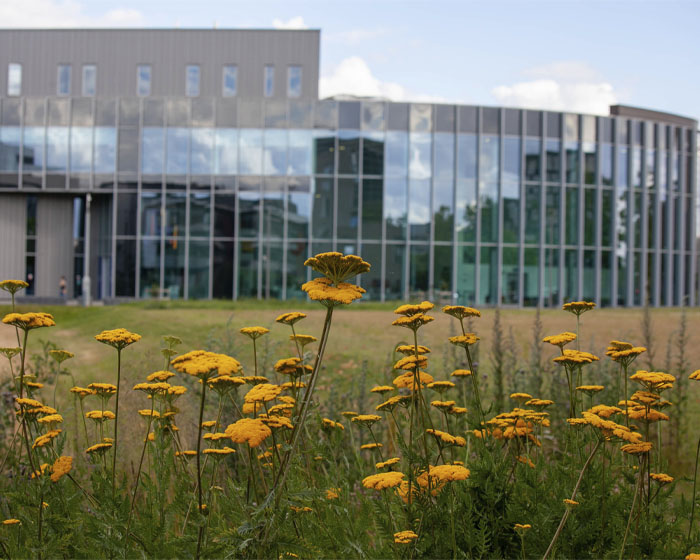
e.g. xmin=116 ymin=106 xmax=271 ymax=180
xmin=6 ymin=63 xmax=302 ymax=99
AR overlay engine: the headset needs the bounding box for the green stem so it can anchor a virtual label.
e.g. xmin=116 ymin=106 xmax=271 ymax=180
xmin=619 ymin=455 xmax=645 ymax=560
xmin=111 ymin=348 xmax=122 ymax=500
xmin=194 ymin=376 xmax=208 ymax=560
xmin=687 ymin=434 xmax=700 ymax=542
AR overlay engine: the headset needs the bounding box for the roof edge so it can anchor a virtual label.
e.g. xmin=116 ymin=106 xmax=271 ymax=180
xmin=610 ymin=105 xmax=697 ymax=127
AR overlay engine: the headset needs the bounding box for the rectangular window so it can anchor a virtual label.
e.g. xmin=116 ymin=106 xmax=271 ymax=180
xmin=186 ymin=65 xmax=200 ymax=97
xmin=264 ymin=65 xmax=274 ymax=97
xmin=222 ymin=65 xmax=237 ymax=97
xmin=82 ymin=64 xmax=96 ymax=97
xmin=287 ymin=65 xmax=302 ymax=98
xmin=57 ymin=64 xmax=71 ymax=96
xmin=7 ymin=63 xmax=21 ymax=96
xmin=137 ymin=65 xmax=151 ymax=96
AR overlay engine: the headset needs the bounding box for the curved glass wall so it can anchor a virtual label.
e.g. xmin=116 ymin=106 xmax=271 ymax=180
xmin=0 ymin=96 xmax=695 ymax=307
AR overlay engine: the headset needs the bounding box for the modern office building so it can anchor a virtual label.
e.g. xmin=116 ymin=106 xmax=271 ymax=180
xmin=0 ymin=29 xmax=697 ymax=306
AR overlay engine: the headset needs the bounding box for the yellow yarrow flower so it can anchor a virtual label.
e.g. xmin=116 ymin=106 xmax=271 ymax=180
xmin=442 ymin=305 xmax=481 ymax=319
xmin=87 ymin=382 xmax=117 ymax=396
xmin=146 ymin=370 xmax=175 ymax=382
xmin=376 ymin=457 xmax=401 ymax=469
xmin=394 ymin=301 xmax=434 ymax=316
xmin=94 ymin=328 xmax=141 ymax=350
xmin=394 ymin=355 xmax=428 ymax=371
xmin=542 ymin=332 xmax=577 ymax=349
xmin=562 ymin=301 xmax=596 ymax=316
xmin=2 ymin=312 xmax=55 ymax=330
xmin=2 ymin=518 xmax=21 ymax=526
xmin=240 ymin=326 xmax=270 ymax=339
xmin=417 ymin=464 xmax=470 ymax=484
xmin=325 ymin=488 xmax=340 ymax=500
xmin=322 ymin=418 xmax=345 ymax=430
xmin=50 ymin=456 xmax=72 ymax=482
xmin=276 ymin=312 xmax=306 ymax=325
xmin=133 ymin=382 xmax=171 ymax=395
xmin=394 ymin=530 xmax=418 ymax=544
xmin=650 ymin=472 xmax=674 ymax=484
xmin=351 ymin=414 xmax=382 ymax=427
xmin=48 ymin=349 xmax=74 ymax=363
xmin=370 ymin=385 xmax=394 ymax=394
xmin=244 ymin=383 xmax=282 ymax=403
xmin=360 ymin=442 xmax=382 ymax=450
xmin=0 ymin=279 xmax=29 ymax=295
xmin=86 ymin=442 xmax=113 ymax=455
xmin=171 ymin=350 xmax=242 ymax=378
xmin=225 ymin=418 xmax=272 ymax=447
xmin=362 ymin=471 xmax=405 ymax=490
xmin=393 ymin=371 xmax=434 ymax=390
xmin=620 ymin=441 xmax=653 ymax=455
xmin=448 ymin=334 xmax=480 ymax=347
xmin=451 ymin=369 xmax=472 ymax=378
xmin=289 ymin=334 xmax=317 ymax=346
xmin=301 ymin=277 xmax=365 ymax=306
xmin=395 ymin=344 xmax=430 ymax=355
xmin=304 ymin=252 xmax=370 ymax=284
xmin=426 ymin=429 xmax=466 ymax=447
xmin=576 ymin=385 xmax=605 ymax=394
xmin=392 ymin=313 xmax=434 ymax=330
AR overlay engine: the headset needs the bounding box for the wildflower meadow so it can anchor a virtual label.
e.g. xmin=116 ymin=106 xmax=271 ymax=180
xmin=1 ymin=253 xmax=700 ymax=559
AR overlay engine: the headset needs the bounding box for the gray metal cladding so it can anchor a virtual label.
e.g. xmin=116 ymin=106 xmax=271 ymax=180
xmin=0 ymin=29 xmax=320 ymax=99
xmin=0 ymin=194 xmax=26 ymax=296
xmin=35 ymin=195 xmax=74 ymax=297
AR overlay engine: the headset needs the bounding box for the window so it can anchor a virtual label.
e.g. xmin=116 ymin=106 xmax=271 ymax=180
xmin=222 ymin=65 xmax=237 ymax=96
xmin=264 ymin=65 xmax=274 ymax=97
xmin=82 ymin=64 xmax=96 ymax=96
xmin=137 ymin=64 xmax=151 ymax=96
xmin=57 ymin=64 xmax=71 ymax=96
xmin=186 ymin=65 xmax=200 ymax=97
xmin=287 ymin=65 xmax=302 ymax=98
xmin=7 ymin=63 xmax=21 ymax=96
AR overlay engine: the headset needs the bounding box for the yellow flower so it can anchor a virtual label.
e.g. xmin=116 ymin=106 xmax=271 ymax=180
xmin=448 ymin=334 xmax=480 ymax=347
xmin=586 ymin=405 xmax=621 ymax=418
xmin=442 ymin=305 xmax=481 ymax=320
xmin=576 ymin=385 xmax=605 ymax=395
xmin=240 ymin=326 xmax=270 ymax=339
xmin=290 ymin=506 xmax=313 ymax=513
xmin=395 ymin=344 xmax=430 ymax=355
xmin=48 ymin=349 xmax=74 ymax=363
xmin=2 ymin=518 xmax=21 ymax=525
xmin=94 ymin=328 xmax=141 ymax=350
xmin=417 ymin=464 xmax=470 ymax=484
xmin=392 ymin=313 xmax=434 ymax=330
xmin=0 ymin=279 xmax=29 ymax=295
xmin=147 ymin=370 xmax=175 ymax=382
xmin=543 ymin=332 xmax=577 ymax=349
xmin=33 ymin=430 xmax=61 ymax=449
xmin=690 ymin=370 xmax=700 ymax=380
xmin=351 ymin=414 xmax=382 ymax=427
xmin=650 ymin=472 xmax=674 ymax=484
xmin=341 ymin=411 xmax=358 ymax=418
xmin=325 ymin=488 xmax=340 ymax=500
xmin=207 ymin=375 xmax=246 ymax=392
xmin=50 ymin=456 xmax=72 ymax=482
xmin=431 ymin=400 xmax=456 ymax=411
xmin=133 ymin=382 xmax=171 ymax=395
xmin=562 ymin=301 xmax=596 ymax=315
xmin=629 ymin=371 xmax=675 ymax=392
xmin=290 ymin=334 xmax=317 ymax=346
xmin=510 ymin=393 xmax=533 ymax=403
xmin=202 ymin=447 xmax=236 ymax=456
xmin=37 ymin=414 xmax=63 ymax=425
xmin=514 ymin=523 xmax=532 ymax=532
xmin=370 ymin=385 xmax=394 ymax=395
xmin=16 ymin=397 xmax=43 ymax=409
xmin=394 ymin=355 xmax=428 ymax=371
xmin=376 ymin=457 xmax=401 ymax=469
xmin=553 ymin=349 xmax=599 ymax=367
xmin=322 ymin=418 xmax=345 ymax=431
xmin=244 ymin=383 xmax=282 ymax=403
xmin=620 ymin=441 xmax=653 ymax=455
xmin=685 ymin=555 xmax=700 ymax=560
xmin=2 ymin=312 xmax=55 ymax=330
xmin=87 ymin=382 xmax=118 ymax=396
xmin=86 ymin=442 xmax=113 ymax=455
xmin=376 ymin=395 xmax=410 ymax=412
xmin=362 ymin=471 xmax=405 ymax=490
xmin=361 ymin=443 xmax=382 ymax=450
xmin=394 ymin=301 xmax=434 ymax=316
xmin=393 ymin=371 xmax=434 ymax=390
xmin=274 ymin=357 xmax=312 ymax=377
xmin=175 ymin=450 xmax=198 ymax=457
xmin=167 ymin=385 xmax=188 ymax=397
xmin=242 ymin=375 xmax=270 ymax=385
xmin=85 ymin=410 xmax=115 ymax=421
xmin=451 ymin=369 xmax=472 ymax=378
xmin=427 ymin=381 xmax=456 ymax=393
xmin=276 ymin=312 xmax=307 ymax=325
xmin=304 ymin=252 xmax=370 ymax=284
xmin=225 ymin=418 xmax=272 ymax=447
xmin=171 ymin=350 xmax=242 ymax=378
xmin=448 ymin=406 xmax=467 ymax=416
xmin=609 ymin=346 xmax=647 ymax=366
xmin=394 ymin=530 xmax=418 ymax=544
xmin=0 ymin=347 xmax=21 ymax=360
xmin=301 ymin=277 xmax=365 ymax=306
xmin=563 ymin=498 xmax=580 ymax=506
xmin=260 ymin=415 xmax=294 ymax=430
xmin=526 ymin=398 xmax=554 ymax=408
xmin=517 ymin=455 xmax=535 ymax=468
xmin=426 ymin=429 xmax=466 ymax=447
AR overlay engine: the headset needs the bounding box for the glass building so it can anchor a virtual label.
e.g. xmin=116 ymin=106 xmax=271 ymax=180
xmin=0 ymin=29 xmax=697 ymax=307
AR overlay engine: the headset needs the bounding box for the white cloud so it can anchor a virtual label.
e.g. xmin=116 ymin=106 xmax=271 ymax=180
xmin=0 ymin=0 xmax=144 ymax=27
xmin=320 ymin=56 xmax=447 ymax=103
xmin=491 ymin=61 xmax=619 ymax=115
xmin=271 ymin=16 xmax=308 ymax=29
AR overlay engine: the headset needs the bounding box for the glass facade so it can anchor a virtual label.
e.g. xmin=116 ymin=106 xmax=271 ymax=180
xmin=0 ymin=96 xmax=696 ymax=306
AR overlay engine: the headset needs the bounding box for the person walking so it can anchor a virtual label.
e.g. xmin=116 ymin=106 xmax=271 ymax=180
xmin=59 ymin=276 xmax=67 ymax=299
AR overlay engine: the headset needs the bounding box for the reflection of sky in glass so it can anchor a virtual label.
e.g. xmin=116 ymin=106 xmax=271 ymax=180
xmin=142 ymin=127 xmax=164 ymax=174
xmin=58 ymin=65 xmax=71 ymax=96
xmin=166 ymin=128 xmax=188 ymax=174
xmin=215 ymin=129 xmax=237 ymax=175
xmin=288 ymin=130 xmax=312 ymax=175
xmin=8 ymin=64 xmax=21 ymax=96
xmin=408 ymin=178 xmax=431 ymax=227
xmin=457 ymin=134 xmax=477 ymax=180
xmin=137 ymin=65 xmax=151 ymax=97
xmin=385 ymin=131 xmax=408 ymax=177
xmin=70 ymin=127 xmax=92 ymax=172
xmin=384 ymin=177 xmax=407 ymax=222
xmin=480 ymin=135 xmax=498 ymax=183
xmin=94 ymin=127 xmax=116 ymax=173
xmin=263 ymin=129 xmax=287 ymax=175
xmin=433 ymin=133 xmax=454 ymax=182
xmin=190 ymin=128 xmax=214 ymax=175
xmin=239 ymin=129 xmax=263 ymax=174
xmin=22 ymin=127 xmax=45 ymax=171
xmin=82 ymin=65 xmax=96 ymax=97
xmin=47 ymin=127 xmax=68 ymax=171
xmin=287 ymin=66 xmax=301 ymax=98
xmin=223 ymin=65 xmax=237 ymax=97
xmin=409 ymin=133 xmax=431 ymax=179
xmin=503 ymin=137 xmax=520 ymax=183
xmin=264 ymin=65 xmax=274 ymax=97
xmin=186 ymin=65 xmax=200 ymax=97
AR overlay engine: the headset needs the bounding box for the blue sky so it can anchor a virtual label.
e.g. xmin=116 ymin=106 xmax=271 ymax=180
xmin=2 ymin=0 xmax=699 ymax=120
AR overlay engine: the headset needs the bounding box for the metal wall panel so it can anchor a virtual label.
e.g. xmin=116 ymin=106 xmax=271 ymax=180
xmin=0 ymin=29 xmax=320 ymax=100
xmin=35 ymin=196 xmax=74 ymax=297
xmin=0 ymin=194 xmax=26 ymax=298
